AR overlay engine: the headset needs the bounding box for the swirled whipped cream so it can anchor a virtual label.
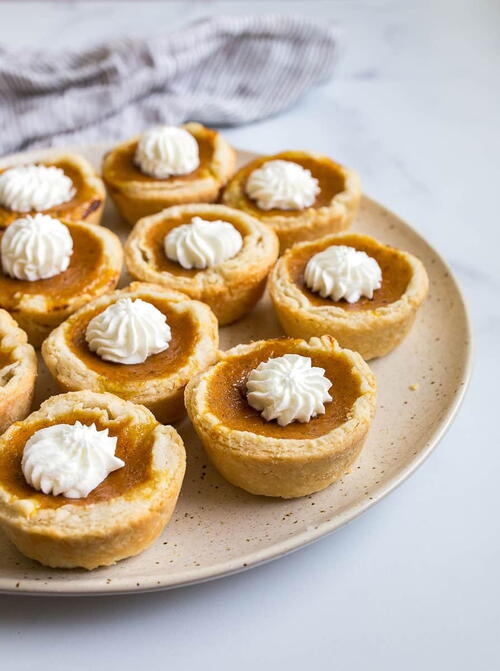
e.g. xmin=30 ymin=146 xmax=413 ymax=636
xmin=246 ymin=354 xmax=332 ymax=426
xmin=1 ymin=214 xmax=73 ymax=281
xmin=135 ymin=126 xmax=200 ymax=179
xmin=164 ymin=216 xmax=243 ymax=269
xmin=0 ymin=164 xmax=75 ymax=212
xmin=305 ymin=245 xmax=382 ymax=303
xmin=245 ymin=160 xmax=320 ymax=211
xmin=86 ymin=297 xmax=171 ymax=364
xmin=22 ymin=421 xmax=124 ymax=499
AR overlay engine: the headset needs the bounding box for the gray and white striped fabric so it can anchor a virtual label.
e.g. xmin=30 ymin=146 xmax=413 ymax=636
xmin=0 ymin=15 xmax=336 ymax=155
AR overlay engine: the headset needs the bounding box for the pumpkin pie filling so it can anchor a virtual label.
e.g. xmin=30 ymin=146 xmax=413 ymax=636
xmin=0 ymin=160 xmax=101 ymax=226
xmin=236 ymin=153 xmax=346 ymax=217
xmin=0 ymin=226 xmax=115 ymax=307
xmin=0 ymin=348 xmax=14 ymax=371
xmin=287 ymin=235 xmax=412 ymax=311
xmin=104 ymin=132 xmax=217 ymax=187
xmin=0 ymin=409 xmax=154 ymax=509
xmin=67 ymin=297 xmax=198 ymax=384
xmin=206 ymin=339 xmax=362 ymax=440
xmin=141 ymin=211 xmax=249 ymax=278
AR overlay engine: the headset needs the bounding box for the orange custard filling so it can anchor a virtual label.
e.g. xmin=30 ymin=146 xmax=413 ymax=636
xmin=238 ymin=153 xmax=346 ymax=217
xmin=104 ymin=131 xmax=217 ymax=186
xmin=206 ymin=339 xmax=362 ymax=440
xmin=287 ymin=235 xmax=412 ymax=311
xmin=0 ymin=225 xmax=116 ymax=307
xmin=0 ymin=409 xmax=155 ymax=509
xmin=0 ymin=160 xmax=101 ymax=226
xmin=67 ymin=297 xmax=197 ymax=384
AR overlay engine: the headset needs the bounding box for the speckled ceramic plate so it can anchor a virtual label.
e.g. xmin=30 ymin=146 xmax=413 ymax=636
xmin=0 ymin=146 xmax=471 ymax=595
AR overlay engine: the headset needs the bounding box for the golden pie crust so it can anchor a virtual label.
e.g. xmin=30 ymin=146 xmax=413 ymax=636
xmin=185 ymin=336 xmax=376 ymax=499
xmin=0 ymin=309 xmax=37 ymax=433
xmin=0 ymin=153 xmax=105 ymax=228
xmin=0 ymin=391 xmax=186 ymax=569
xmin=42 ymin=282 xmax=219 ymax=424
xmin=102 ymin=122 xmax=237 ymax=225
xmin=222 ymin=151 xmax=361 ymax=252
xmin=269 ymin=233 xmax=429 ymax=360
xmin=124 ymin=204 xmax=279 ymax=325
xmin=0 ymin=220 xmax=123 ymax=347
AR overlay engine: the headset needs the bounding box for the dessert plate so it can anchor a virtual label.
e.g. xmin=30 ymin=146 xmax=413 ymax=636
xmin=0 ymin=146 xmax=471 ymax=595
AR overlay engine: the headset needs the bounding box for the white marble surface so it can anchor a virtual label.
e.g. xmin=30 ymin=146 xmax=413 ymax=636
xmin=0 ymin=1 xmax=498 ymax=669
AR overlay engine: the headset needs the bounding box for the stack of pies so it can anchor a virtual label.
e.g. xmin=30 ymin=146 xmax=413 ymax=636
xmin=0 ymin=123 xmax=429 ymax=569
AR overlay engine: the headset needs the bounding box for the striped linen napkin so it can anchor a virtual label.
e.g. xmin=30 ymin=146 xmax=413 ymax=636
xmin=0 ymin=14 xmax=336 ymax=155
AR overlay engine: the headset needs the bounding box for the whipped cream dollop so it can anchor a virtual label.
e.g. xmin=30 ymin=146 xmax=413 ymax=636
xmin=86 ymin=297 xmax=171 ymax=365
xmin=1 ymin=214 xmax=73 ymax=281
xmin=245 ymin=160 xmax=320 ymax=211
xmin=304 ymin=245 xmax=382 ymax=303
xmin=246 ymin=354 xmax=332 ymax=427
xmin=164 ymin=216 xmax=243 ymax=270
xmin=22 ymin=421 xmax=124 ymax=499
xmin=0 ymin=164 xmax=75 ymax=212
xmin=135 ymin=126 xmax=200 ymax=179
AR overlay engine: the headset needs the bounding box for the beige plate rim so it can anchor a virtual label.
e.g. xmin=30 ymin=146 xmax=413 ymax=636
xmin=0 ymin=145 xmax=472 ymax=596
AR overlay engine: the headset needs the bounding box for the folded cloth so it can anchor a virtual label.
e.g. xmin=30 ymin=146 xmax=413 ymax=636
xmin=0 ymin=14 xmax=336 ymax=155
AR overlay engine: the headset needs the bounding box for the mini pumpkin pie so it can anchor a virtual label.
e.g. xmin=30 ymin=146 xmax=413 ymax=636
xmin=222 ymin=151 xmax=361 ymax=252
xmin=124 ymin=204 xmax=279 ymax=325
xmin=42 ymin=282 xmax=218 ymax=424
xmin=0 ymin=153 xmax=105 ymax=228
xmin=269 ymin=232 xmax=429 ymax=360
xmin=0 ymin=213 xmax=123 ymax=347
xmin=0 ymin=308 xmax=37 ymax=433
xmin=102 ymin=123 xmax=237 ymax=225
xmin=185 ymin=335 xmax=376 ymax=499
xmin=0 ymin=390 xmax=186 ymax=569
